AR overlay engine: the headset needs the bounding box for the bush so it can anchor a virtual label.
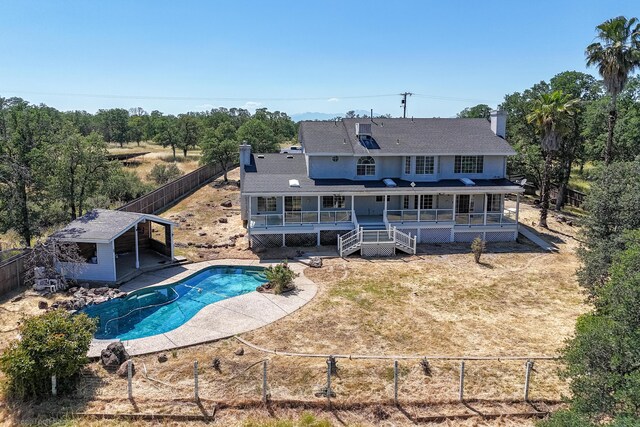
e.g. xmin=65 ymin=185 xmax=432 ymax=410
xmin=0 ymin=310 xmax=97 ymax=399
xmin=147 ymin=163 xmax=183 ymax=185
xmin=264 ymin=262 xmax=297 ymax=295
xmin=537 ymin=409 xmax=594 ymax=427
xmin=471 ymin=236 xmax=486 ymax=263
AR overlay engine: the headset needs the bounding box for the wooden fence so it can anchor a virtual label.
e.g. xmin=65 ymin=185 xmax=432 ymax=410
xmin=0 ymin=250 xmax=29 ymax=297
xmin=549 ymin=186 xmax=586 ymax=208
xmin=117 ymin=162 xmax=233 ymax=215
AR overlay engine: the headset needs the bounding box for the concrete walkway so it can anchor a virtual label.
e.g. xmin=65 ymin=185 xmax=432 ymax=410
xmin=87 ymin=259 xmax=317 ymax=357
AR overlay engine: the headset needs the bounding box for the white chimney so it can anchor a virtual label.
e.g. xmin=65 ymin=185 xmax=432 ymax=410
xmin=239 ymin=142 xmax=251 ymax=223
xmin=490 ymin=110 xmax=507 ymax=138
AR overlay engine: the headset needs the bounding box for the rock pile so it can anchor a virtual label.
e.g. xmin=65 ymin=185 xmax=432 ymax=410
xmin=51 ymin=286 xmax=127 ymax=311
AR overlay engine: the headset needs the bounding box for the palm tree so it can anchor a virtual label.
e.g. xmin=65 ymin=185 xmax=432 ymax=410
xmin=527 ymin=91 xmax=578 ymax=228
xmin=586 ymin=16 xmax=640 ymax=164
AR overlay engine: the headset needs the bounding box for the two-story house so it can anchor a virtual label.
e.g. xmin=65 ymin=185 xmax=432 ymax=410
xmin=239 ymin=111 xmax=524 ymax=256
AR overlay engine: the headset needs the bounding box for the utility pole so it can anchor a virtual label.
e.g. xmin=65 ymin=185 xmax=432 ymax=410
xmin=400 ymin=92 xmax=413 ymax=118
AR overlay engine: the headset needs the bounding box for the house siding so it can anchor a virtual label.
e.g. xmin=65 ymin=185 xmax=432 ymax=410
xmin=60 ymin=242 xmax=115 ymax=282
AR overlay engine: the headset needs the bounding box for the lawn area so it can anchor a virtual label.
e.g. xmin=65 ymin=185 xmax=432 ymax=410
xmin=0 ymin=173 xmax=588 ymax=426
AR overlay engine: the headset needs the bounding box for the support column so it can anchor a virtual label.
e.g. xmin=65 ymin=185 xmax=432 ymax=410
xmin=417 ymin=195 xmax=421 ymax=222
xmin=169 ymin=225 xmax=174 ymax=260
xmin=317 ymin=195 xmax=321 ymax=223
xmin=134 ymin=224 xmax=140 ymax=269
xmin=483 ymin=194 xmax=488 ymax=226
xmin=384 ymin=194 xmax=388 ymax=221
xmin=451 ymin=194 xmax=456 ymax=242
xmin=515 ymin=193 xmax=521 ymax=240
xmin=282 ymin=196 xmax=285 ymax=226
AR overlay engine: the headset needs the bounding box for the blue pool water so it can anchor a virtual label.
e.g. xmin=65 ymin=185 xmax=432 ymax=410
xmin=81 ymin=266 xmax=267 ymax=340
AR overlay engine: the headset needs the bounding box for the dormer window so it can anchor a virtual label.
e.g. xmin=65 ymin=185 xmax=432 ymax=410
xmin=356 ymin=156 xmax=376 ymax=176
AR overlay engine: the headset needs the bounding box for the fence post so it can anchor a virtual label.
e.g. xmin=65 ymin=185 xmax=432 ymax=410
xmin=459 ymin=361 xmax=465 ymax=402
xmin=524 ymin=360 xmax=532 ymax=401
xmin=326 ymin=357 xmax=332 ymax=403
xmin=393 ymin=360 xmax=399 ymax=404
xmin=127 ymin=360 xmax=133 ymax=399
xmin=194 ymin=360 xmax=199 ymax=401
xmin=51 ymin=375 xmax=57 ymax=396
xmin=262 ymin=360 xmax=268 ymax=403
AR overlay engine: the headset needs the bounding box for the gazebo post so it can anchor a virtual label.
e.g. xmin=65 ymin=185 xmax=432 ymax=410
xmin=134 ymin=223 xmax=140 ymax=269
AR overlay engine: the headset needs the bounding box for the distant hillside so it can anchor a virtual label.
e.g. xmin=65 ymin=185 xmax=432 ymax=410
xmin=291 ymin=110 xmax=374 ymax=122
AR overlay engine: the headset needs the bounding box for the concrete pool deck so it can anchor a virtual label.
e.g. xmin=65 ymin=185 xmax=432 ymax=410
xmin=87 ymin=259 xmax=317 ymax=357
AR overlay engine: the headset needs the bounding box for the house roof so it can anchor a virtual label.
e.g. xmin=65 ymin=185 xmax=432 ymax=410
xmin=52 ymin=209 xmax=174 ymax=243
xmin=299 ymin=118 xmax=516 ymax=156
xmin=242 ymin=153 xmax=523 ymax=195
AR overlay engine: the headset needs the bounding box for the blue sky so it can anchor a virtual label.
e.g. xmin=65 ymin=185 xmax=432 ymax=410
xmin=1 ymin=1 xmax=637 ymax=118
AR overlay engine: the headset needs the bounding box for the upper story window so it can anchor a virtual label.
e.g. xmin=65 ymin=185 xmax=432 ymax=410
xmin=356 ymin=156 xmax=376 ymax=176
xmin=415 ymin=156 xmax=435 ymax=174
xmin=257 ymin=197 xmax=277 ymax=212
xmin=404 ymin=157 xmax=411 ymax=174
xmin=454 ymin=156 xmax=484 ymax=174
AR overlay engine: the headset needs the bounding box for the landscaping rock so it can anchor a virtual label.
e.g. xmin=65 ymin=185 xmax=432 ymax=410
xmin=198 ymin=231 xmax=207 ymax=236
xmin=116 ymin=360 xmax=135 ymax=377
xmin=157 ymin=353 xmax=168 ymax=363
xmin=10 ymin=295 xmax=23 ymax=303
xmin=234 ymin=347 xmax=244 ymax=356
xmin=38 ymin=301 xmax=48 ymax=310
xmin=221 ymin=200 xmax=232 ymax=208
xmin=101 ymin=342 xmax=129 ymax=371
xmin=218 ymin=217 xmax=228 ymax=223
xmin=308 ymin=256 xmax=322 ymax=268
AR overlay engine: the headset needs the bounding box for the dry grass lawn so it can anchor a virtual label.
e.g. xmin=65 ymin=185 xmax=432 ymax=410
xmin=0 ymin=181 xmax=590 ymax=426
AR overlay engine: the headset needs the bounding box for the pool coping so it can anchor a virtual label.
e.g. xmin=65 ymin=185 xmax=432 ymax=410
xmin=87 ymin=259 xmax=317 ymax=358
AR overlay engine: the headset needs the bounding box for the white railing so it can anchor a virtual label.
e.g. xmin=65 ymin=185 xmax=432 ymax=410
xmin=251 ymin=210 xmax=353 ymax=228
xmin=386 ymin=209 xmax=454 ymax=223
xmin=393 ymin=227 xmax=416 ymax=252
xmin=455 ymin=211 xmax=517 ymax=226
xmin=338 ymin=228 xmax=361 ymax=257
xmin=338 ymin=226 xmax=417 ymax=257
xmin=361 ymin=228 xmax=394 ymax=243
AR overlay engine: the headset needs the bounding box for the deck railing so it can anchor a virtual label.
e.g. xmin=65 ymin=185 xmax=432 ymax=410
xmin=455 ymin=211 xmax=517 ymax=226
xmin=251 ymin=210 xmax=353 ymax=229
xmin=386 ymin=209 xmax=454 ymax=223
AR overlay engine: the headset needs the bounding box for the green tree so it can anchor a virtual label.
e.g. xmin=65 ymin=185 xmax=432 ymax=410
xmin=577 ymin=160 xmax=640 ymax=295
xmin=236 ymin=118 xmax=279 ymax=153
xmin=177 ymin=113 xmax=200 ymax=157
xmin=50 ymin=130 xmax=110 ymax=220
xmin=96 ymin=108 xmax=129 ymax=147
xmin=201 ymin=122 xmax=239 ymax=182
xmin=147 ymin=163 xmax=183 ymax=185
xmin=526 ymin=91 xmax=578 ymax=227
xmin=457 ymin=104 xmax=491 ymax=119
xmin=586 ymin=16 xmax=640 ymax=164
xmin=0 ymin=310 xmax=96 ymax=399
xmin=127 ymin=107 xmax=148 ymax=146
xmin=154 ymin=115 xmax=180 ymax=160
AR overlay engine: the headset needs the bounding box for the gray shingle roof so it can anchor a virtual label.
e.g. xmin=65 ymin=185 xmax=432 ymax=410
xmin=52 ymin=209 xmax=173 ymax=243
xmin=299 ymin=118 xmax=515 ymax=155
xmin=242 ymin=154 xmax=522 ymax=195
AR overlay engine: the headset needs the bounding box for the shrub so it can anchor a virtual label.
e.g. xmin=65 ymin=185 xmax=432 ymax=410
xmin=471 ymin=236 xmax=486 ymax=263
xmin=0 ymin=310 xmax=97 ymax=399
xmin=147 ymin=163 xmax=183 ymax=185
xmin=264 ymin=262 xmax=297 ymax=295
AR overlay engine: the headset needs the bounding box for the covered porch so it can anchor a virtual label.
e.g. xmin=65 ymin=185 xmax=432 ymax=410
xmin=249 ymin=194 xmax=354 ymax=229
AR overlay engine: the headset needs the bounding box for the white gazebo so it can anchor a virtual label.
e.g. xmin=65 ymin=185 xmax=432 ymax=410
xmin=53 ymin=209 xmax=175 ymax=284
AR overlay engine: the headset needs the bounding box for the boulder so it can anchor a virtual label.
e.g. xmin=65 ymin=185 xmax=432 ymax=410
xmin=221 ymin=200 xmax=232 ymax=208
xmin=198 ymin=231 xmax=207 ymax=236
xmin=101 ymin=342 xmax=129 ymax=371
xmin=94 ymin=287 xmax=110 ymax=295
xmin=116 ymin=360 xmax=135 ymax=378
xmin=38 ymin=301 xmax=48 ymax=310
xmin=308 ymin=257 xmax=322 ymax=268
xmin=101 ymin=352 xmax=121 ymax=371
xmin=234 ymin=347 xmax=245 ymax=356
xmin=218 ymin=217 xmax=228 ymax=224
xmin=157 ymin=353 xmax=168 ymax=363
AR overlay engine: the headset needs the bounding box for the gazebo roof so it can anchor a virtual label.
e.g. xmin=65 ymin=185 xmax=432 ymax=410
xmin=52 ymin=209 xmax=174 ymax=243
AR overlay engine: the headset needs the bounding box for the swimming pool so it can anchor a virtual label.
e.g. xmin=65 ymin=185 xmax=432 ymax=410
xmin=81 ymin=266 xmax=267 ymax=340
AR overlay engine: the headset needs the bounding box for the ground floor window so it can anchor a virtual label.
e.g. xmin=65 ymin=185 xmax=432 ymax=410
xmin=257 ymin=197 xmax=277 ymax=212
xmin=456 ymin=195 xmax=470 ymax=213
xmin=77 ymin=242 xmax=98 ymax=263
xmin=375 ymin=195 xmax=391 ymax=202
xmin=486 ymin=194 xmax=502 ymax=212
xmin=284 ymin=196 xmax=301 ymax=211
xmin=322 ymin=195 xmax=345 ymax=209
xmin=420 ymin=195 xmax=434 ymax=209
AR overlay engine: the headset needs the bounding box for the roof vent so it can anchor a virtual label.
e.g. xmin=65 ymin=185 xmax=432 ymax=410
xmin=289 ymin=179 xmax=300 ymax=187
xmin=286 ymin=155 xmax=293 ymax=159
xmin=460 ymin=178 xmax=475 ymax=186
xmin=355 ymin=122 xmax=372 ymax=136
xmin=257 ymin=154 xmax=265 ymax=159
xmin=383 ymin=178 xmax=397 ymax=187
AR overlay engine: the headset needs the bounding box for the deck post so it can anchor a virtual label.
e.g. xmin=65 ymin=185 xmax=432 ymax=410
xmin=134 ymin=224 xmax=139 ymax=269
xmin=483 ymin=194 xmax=488 ymax=226
xmin=282 ymin=196 xmax=285 ymax=226
xmin=317 ymin=195 xmax=321 ymax=223
xmin=393 ymin=360 xmax=399 ymax=404
xmin=459 ymin=361 xmax=465 ymax=401
xmin=451 ymin=194 xmax=457 ymax=242
xmin=417 ymin=195 xmax=421 ymax=222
